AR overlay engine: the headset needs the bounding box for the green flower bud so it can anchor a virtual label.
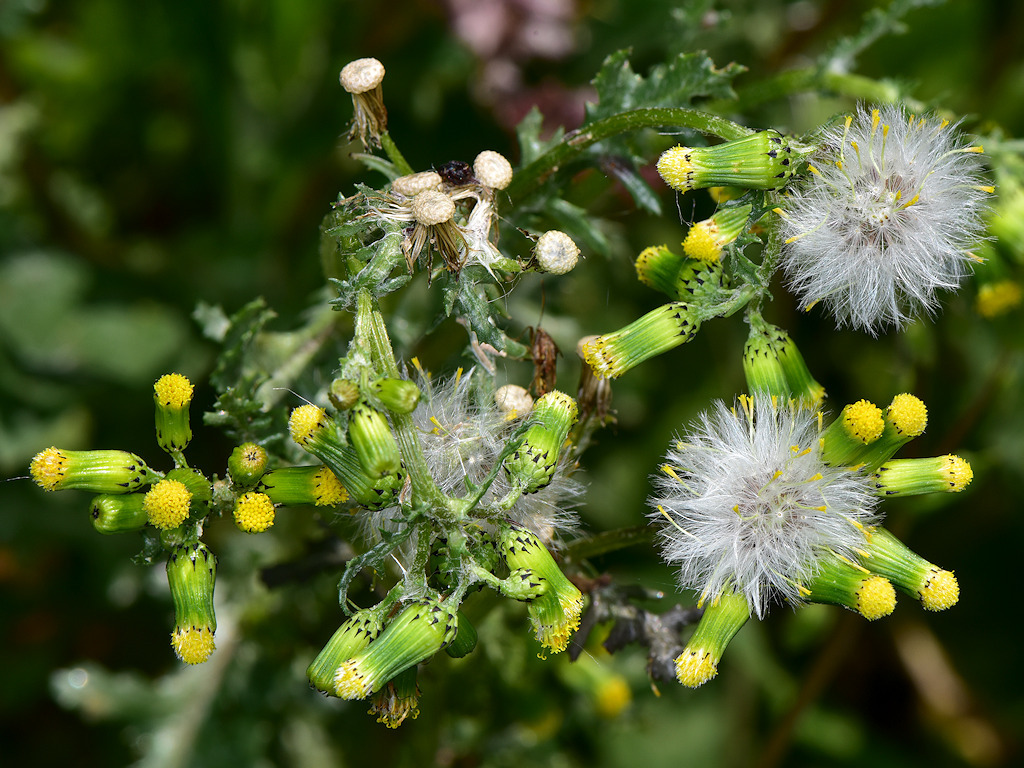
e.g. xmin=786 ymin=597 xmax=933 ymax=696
xmin=348 ymin=402 xmax=401 ymax=478
xmin=803 ymin=554 xmax=896 ymax=621
xmin=30 ymin=447 xmax=151 ymax=494
xmin=334 ymin=599 xmax=458 ymax=700
xmin=227 ymin=442 xmax=269 ymax=487
xmin=498 ymin=524 xmax=584 ymax=656
xmin=369 ymin=377 xmax=422 ymax=414
xmin=742 ymin=320 xmax=824 ymax=405
xmin=258 ymin=465 xmax=349 ymax=507
xmin=328 ymin=378 xmax=361 ymax=410
xmin=857 ymin=527 xmax=959 ymax=611
xmin=166 ymin=542 xmax=217 ymax=664
xmin=855 ymin=394 xmax=929 ymax=473
xmin=682 ymin=204 xmax=751 ymax=263
xmin=368 ymin=665 xmax=420 ymax=729
xmin=307 ymin=609 xmax=385 ymax=696
xmin=870 ymin=455 xmax=973 ymax=497
xmin=288 ymin=404 xmax=402 ymax=509
xmin=635 ymin=244 xmax=686 ymax=297
xmin=674 ymin=588 xmax=750 ymax=688
xmin=154 ymin=373 xmax=194 ymax=452
xmin=89 ymin=493 xmax=148 ymax=534
xmin=582 ymin=302 xmax=700 ymax=380
xmin=820 ymin=400 xmax=885 ymax=467
xmin=657 ymin=130 xmax=807 ymax=193
xmin=505 ymin=391 xmax=578 ymax=493
xmin=444 ymin=610 xmax=478 ymax=658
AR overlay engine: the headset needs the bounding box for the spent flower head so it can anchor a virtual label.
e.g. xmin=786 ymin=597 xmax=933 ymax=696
xmin=650 ymin=396 xmax=880 ymax=618
xmin=778 ymin=104 xmax=991 ymax=333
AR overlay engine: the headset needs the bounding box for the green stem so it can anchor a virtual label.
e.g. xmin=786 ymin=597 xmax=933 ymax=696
xmin=380 ymin=131 xmax=414 ymax=176
xmin=559 ymin=525 xmax=652 ymax=562
xmin=507 ymin=107 xmax=752 ymax=205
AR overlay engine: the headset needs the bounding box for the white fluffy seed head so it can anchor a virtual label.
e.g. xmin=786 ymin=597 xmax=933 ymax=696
xmin=392 ymin=171 xmax=442 ymax=198
xmin=534 ymin=230 xmax=580 ymax=275
xmin=411 ymin=189 xmax=455 ymax=226
xmin=340 ymin=58 xmax=385 ymax=94
xmin=649 ymin=397 xmax=879 ymax=618
xmin=779 ymin=104 xmax=990 ymax=334
xmin=473 ymin=150 xmax=513 ymax=190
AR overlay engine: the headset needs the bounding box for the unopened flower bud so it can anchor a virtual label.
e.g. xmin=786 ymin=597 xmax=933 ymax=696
xmin=505 ymin=391 xmax=578 ymax=493
xmin=443 ymin=610 xmax=478 ymax=658
xmin=858 ymin=527 xmax=959 ymax=611
xmin=348 ymin=402 xmax=401 ymax=478
xmin=328 ymin=379 xmax=361 ymax=410
xmin=166 ymin=542 xmax=217 ymax=664
xmin=90 ymin=493 xmax=148 ymax=534
xmin=743 ymin=321 xmax=823 ymax=405
xmin=582 ymin=302 xmax=699 ymax=379
xmin=658 ymin=130 xmax=806 ymax=193
xmin=674 ymin=588 xmax=750 ymax=688
xmin=820 ymin=400 xmax=885 ymax=467
xmin=370 ymin=377 xmax=421 ymax=414
xmin=334 ymin=599 xmax=458 ymax=700
xmin=31 ymin=448 xmax=150 ymax=494
xmin=682 ymin=205 xmax=751 ymax=263
xmin=870 ymin=455 xmax=973 ymax=497
xmin=534 ymin=230 xmax=580 ymax=275
xmin=307 ymin=609 xmax=385 ymax=696
xmin=803 ymin=555 xmax=896 ymax=621
xmin=497 ymin=524 xmax=583 ymax=655
xmin=227 ymin=442 xmax=269 ymax=487
xmin=258 ymin=465 xmax=348 ymax=507
xmin=153 ymin=373 xmax=193 ymax=452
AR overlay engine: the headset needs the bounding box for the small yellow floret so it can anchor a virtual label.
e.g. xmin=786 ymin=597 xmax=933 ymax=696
xmin=945 ymin=455 xmax=973 ymax=491
xmin=30 ymin=446 xmax=67 ymax=491
xmin=289 ymin=404 xmax=328 ymax=447
xmin=844 ymin=399 xmax=884 ymax=444
xmin=535 ymin=592 xmax=584 ymax=655
xmin=888 ymin=393 xmax=927 ymax=437
xmin=144 ymin=479 xmax=192 ymax=530
xmin=920 ymin=569 xmax=959 ymax=611
xmin=977 ymin=280 xmax=1022 ymax=318
xmin=172 ymin=626 xmax=216 ymax=664
xmin=313 ymin=466 xmax=349 ymax=506
xmin=334 ymin=659 xmax=373 ymax=700
xmin=154 ymin=373 xmax=194 ymax=409
xmin=857 ymin=576 xmax=896 ymax=620
xmin=675 ymin=648 xmax=718 ymax=688
xmin=234 ymin=491 xmax=276 ymax=533
xmin=657 ymin=146 xmax=695 ymax=192
xmin=682 ymin=221 xmax=722 ymax=263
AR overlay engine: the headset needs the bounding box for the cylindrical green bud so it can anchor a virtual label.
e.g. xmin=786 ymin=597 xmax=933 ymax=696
xmin=657 ymin=130 xmax=807 ymax=193
xmin=30 ymin=447 xmax=151 ymax=494
xmin=368 ymin=665 xmax=421 ymax=729
xmin=498 ymin=524 xmax=584 ymax=655
xmin=803 ymin=554 xmax=896 ymax=621
xmin=870 ymin=455 xmax=973 ymax=497
xmin=855 ymin=394 xmax=929 ymax=473
xmin=682 ymin=204 xmax=751 ymax=263
xmin=90 ymin=493 xmax=148 ymax=534
xmin=166 ymin=542 xmax=217 ymax=664
xmin=165 ymin=467 xmax=212 ymax=504
xmin=774 ymin=327 xmax=825 ymax=406
xmin=334 ymin=599 xmax=459 ymax=700
xmin=369 ymin=377 xmax=422 ymax=414
xmin=444 ymin=610 xmax=478 ymax=658
xmin=820 ymin=400 xmax=885 ymax=467
xmin=348 ymin=402 xmax=401 ymax=478
xmin=258 ymin=465 xmax=349 ymax=507
xmin=227 ymin=442 xmax=269 ymax=487
xmin=674 ymin=589 xmax=750 ymax=688
xmin=328 ymin=378 xmax=361 ymax=410
xmin=288 ymin=404 xmax=402 ymax=509
xmin=154 ymin=373 xmax=194 ymax=452
xmin=635 ymin=244 xmax=686 ymax=297
xmin=581 ymin=302 xmax=700 ymax=379
xmin=307 ymin=609 xmax=385 ymax=696
xmin=857 ymin=527 xmax=959 ymax=611
xmin=505 ymin=391 xmax=578 ymax=493
xmin=742 ymin=320 xmax=824 ymax=405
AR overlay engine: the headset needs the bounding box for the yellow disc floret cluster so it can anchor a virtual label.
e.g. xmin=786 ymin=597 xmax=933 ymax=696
xmin=154 ymin=373 xmax=194 ymax=409
xmin=234 ymin=491 xmax=276 ymax=533
xmin=144 ymin=479 xmax=192 ymax=529
xmin=856 ymin=576 xmax=897 ymax=621
xmin=30 ymin=447 xmax=67 ymax=491
xmin=888 ymin=393 xmax=927 ymax=437
xmin=289 ymin=404 xmax=329 ymax=447
xmin=172 ymin=626 xmax=216 ymax=665
xmin=844 ymin=399 xmax=885 ymax=444
xmin=313 ymin=467 xmax=348 ymax=506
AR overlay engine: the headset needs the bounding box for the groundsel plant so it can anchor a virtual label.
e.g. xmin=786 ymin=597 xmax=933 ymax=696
xmin=26 ymin=38 xmax=1002 ymax=730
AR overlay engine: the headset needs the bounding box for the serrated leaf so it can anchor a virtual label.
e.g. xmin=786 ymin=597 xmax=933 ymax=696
xmin=336 ymin=523 xmax=416 ymax=614
xmin=350 ymin=152 xmax=400 ymax=180
xmin=516 ymin=106 xmax=565 ymax=167
xmin=599 ymin=155 xmax=662 ymax=215
xmin=584 ymin=50 xmax=745 ymax=126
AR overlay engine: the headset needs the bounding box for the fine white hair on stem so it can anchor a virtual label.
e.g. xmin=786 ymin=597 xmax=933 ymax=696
xmin=778 ymin=104 xmax=990 ymax=334
xmin=649 ymin=397 xmax=879 ymax=618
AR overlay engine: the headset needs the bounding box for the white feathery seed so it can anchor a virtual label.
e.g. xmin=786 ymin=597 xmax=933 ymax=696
xmin=779 ymin=104 xmax=990 ymax=333
xmin=649 ymin=398 xmax=879 ymax=618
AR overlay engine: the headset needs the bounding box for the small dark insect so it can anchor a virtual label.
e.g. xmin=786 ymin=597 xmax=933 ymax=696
xmin=436 ymin=160 xmax=475 ymax=187
xmin=529 ymin=326 xmax=560 ymax=397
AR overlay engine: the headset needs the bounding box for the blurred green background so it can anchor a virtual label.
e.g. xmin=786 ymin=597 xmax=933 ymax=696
xmin=2 ymin=1 xmax=1023 ymax=766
